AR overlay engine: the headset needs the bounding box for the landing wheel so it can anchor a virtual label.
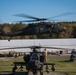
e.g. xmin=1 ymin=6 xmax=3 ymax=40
xmin=26 ymin=71 xmax=38 ymax=75
xmin=33 ymin=71 xmax=38 ymax=75
xmin=33 ymin=71 xmax=43 ymax=75
xmin=26 ymin=70 xmax=29 ymax=75
xmin=12 ymin=66 xmax=17 ymax=75
xmin=12 ymin=66 xmax=17 ymax=72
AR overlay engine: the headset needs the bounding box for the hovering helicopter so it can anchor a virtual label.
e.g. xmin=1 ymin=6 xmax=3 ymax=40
xmin=9 ymin=13 xmax=67 ymax=37
xmin=0 ymin=45 xmax=75 ymax=75
xmin=0 ymin=13 xmax=75 ymax=37
xmin=10 ymin=12 xmax=75 ymax=37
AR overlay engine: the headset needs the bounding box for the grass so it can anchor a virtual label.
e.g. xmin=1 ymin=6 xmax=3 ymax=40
xmin=0 ymin=57 xmax=24 ymax=71
xmin=0 ymin=56 xmax=76 ymax=75
xmin=48 ymin=58 xmax=76 ymax=72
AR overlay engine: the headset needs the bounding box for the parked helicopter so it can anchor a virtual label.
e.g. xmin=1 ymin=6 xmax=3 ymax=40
xmin=0 ymin=45 xmax=75 ymax=75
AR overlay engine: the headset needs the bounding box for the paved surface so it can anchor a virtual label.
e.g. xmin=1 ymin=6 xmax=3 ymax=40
xmin=0 ymin=72 xmax=66 ymax=75
xmin=49 ymin=54 xmax=71 ymax=58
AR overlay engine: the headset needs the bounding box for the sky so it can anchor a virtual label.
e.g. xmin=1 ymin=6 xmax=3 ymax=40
xmin=0 ymin=0 xmax=76 ymax=24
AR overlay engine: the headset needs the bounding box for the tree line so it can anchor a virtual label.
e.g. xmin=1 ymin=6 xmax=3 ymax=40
xmin=0 ymin=22 xmax=76 ymax=39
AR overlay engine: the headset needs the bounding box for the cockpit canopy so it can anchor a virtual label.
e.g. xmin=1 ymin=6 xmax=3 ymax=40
xmin=30 ymin=53 xmax=40 ymax=61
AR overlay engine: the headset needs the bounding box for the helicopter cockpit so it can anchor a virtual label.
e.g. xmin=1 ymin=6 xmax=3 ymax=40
xmin=30 ymin=53 xmax=40 ymax=61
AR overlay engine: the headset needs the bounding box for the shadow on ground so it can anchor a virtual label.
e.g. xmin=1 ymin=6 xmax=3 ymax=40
xmin=58 ymin=60 xmax=71 ymax=62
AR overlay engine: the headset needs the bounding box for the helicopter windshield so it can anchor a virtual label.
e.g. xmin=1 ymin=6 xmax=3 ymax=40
xmin=30 ymin=53 xmax=39 ymax=61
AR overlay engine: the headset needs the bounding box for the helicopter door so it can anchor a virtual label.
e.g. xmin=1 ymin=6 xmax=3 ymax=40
xmin=39 ymin=25 xmax=45 ymax=33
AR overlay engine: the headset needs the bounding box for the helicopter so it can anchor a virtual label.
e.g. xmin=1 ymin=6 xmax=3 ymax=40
xmin=6 ymin=22 xmax=65 ymax=37
xmin=0 ymin=13 xmax=75 ymax=37
xmin=0 ymin=45 xmax=75 ymax=75
xmin=9 ymin=13 xmax=67 ymax=37
xmin=10 ymin=12 xmax=76 ymax=36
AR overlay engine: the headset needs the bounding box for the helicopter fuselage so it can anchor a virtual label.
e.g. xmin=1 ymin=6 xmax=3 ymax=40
xmin=7 ymin=23 xmax=65 ymax=36
xmin=0 ymin=23 xmax=66 ymax=37
xmin=25 ymin=52 xmax=43 ymax=71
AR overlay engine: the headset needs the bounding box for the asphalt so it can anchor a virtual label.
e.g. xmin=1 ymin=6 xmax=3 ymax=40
xmin=0 ymin=72 xmax=66 ymax=75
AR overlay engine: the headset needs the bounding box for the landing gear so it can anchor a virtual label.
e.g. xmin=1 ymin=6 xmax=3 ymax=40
xmin=40 ymin=71 xmax=43 ymax=75
xmin=33 ymin=70 xmax=38 ymax=75
xmin=12 ymin=66 xmax=17 ymax=75
xmin=51 ymin=64 xmax=55 ymax=71
xmin=12 ymin=66 xmax=17 ymax=72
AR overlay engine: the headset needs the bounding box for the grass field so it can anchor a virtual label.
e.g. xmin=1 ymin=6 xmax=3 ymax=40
xmin=0 ymin=56 xmax=76 ymax=75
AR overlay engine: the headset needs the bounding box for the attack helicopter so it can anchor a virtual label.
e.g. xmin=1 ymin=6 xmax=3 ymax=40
xmin=0 ymin=45 xmax=75 ymax=75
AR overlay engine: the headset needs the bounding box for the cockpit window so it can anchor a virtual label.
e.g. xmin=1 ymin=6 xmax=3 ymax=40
xmin=30 ymin=53 xmax=39 ymax=61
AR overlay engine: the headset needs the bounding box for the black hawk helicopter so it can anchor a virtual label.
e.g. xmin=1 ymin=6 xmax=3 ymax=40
xmin=0 ymin=45 xmax=75 ymax=75
xmin=10 ymin=13 xmax=66 ymax=36
xmin=0 ymin=12 xmax=75 ymax=37
xmin=11 ymin=12 xmax=75 ymax=36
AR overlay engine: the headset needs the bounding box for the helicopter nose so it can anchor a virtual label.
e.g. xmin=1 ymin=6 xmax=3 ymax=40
xmin=29 ymin=60 xmax=43 ymax=69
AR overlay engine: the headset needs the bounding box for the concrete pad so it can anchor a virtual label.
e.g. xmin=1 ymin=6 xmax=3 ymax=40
xmin=0 ymin=72 xmax=66 ymax=75
xmin=43 ymin=72 xmax=66 ymax=75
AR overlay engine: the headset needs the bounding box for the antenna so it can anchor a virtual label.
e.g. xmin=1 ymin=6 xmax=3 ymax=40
xmin=39 ymin=43 xmax=41 ymax=52
xmin=34 ymin=42 xmax=35 ymax=46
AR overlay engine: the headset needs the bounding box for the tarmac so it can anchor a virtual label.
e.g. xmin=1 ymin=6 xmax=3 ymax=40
xmin=0 ymin=72 xmax=66 ymax=75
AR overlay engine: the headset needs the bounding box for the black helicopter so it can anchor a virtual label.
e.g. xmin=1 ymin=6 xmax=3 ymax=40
xmin=9 ymin=13 xmax=66 ymax=36
xmin=6 ymin=22 xmax=65 ymax=37
xmin=10 ymin=12 xmax=76 ymax=36
xmin=0 ymin=13 xmax=75 ymax=37
xmin=0 ymin=45 xmax=75 ymax=75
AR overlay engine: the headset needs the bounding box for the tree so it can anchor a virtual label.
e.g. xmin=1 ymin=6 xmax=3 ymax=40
xmin=72 ymin=26 xmax=76 ymax=38
xmin=12 ymin=22 xmax=26 ymax=31
xmin=2 ymin=26 xmax=11 ymax=33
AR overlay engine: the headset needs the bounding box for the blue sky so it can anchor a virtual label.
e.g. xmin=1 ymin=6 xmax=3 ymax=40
xmin=0 ymin=0 xmax=76 ymax=24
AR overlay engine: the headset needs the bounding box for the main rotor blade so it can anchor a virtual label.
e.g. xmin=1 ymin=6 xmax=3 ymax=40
xmin=14 ymin=19 xmax=48 ymax=22
xmin=14 ymin=13 xmax=40 ymax=20
xmin=0 ymin=47 xmax=29 ymax=50
xmin=0 ymin=46 xmax=74 ymax=50
xmin=49 ymin=12 xmax=76 ymax=19
xmin=40 ymin=46 xmax=73 ymax=50
xmin=0 ymin=46 xmax=41 ymax=50
xmin=14 ymin=20 xmax=39 ymax=22
xmin=14 ymin=12 xmax=76 ymax=22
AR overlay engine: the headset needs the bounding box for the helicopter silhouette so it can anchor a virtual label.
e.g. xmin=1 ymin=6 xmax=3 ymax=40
xmin=10 ymin=13 xmax=67 ymax=37
xmin=0 ymin=12 xmax=75 ymax=37
xmin=8 ymin=12 xmax=76 ymax=37
xmin=0 ymin=45 xmax=75 ymax=75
